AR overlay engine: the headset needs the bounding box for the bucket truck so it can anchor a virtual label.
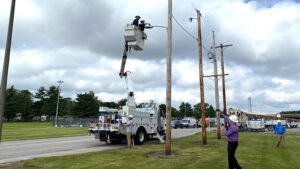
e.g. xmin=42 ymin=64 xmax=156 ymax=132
xmin=89 ymin=71 xmax=166 ymax=145
xmin=119 ymin=23 xmax=151 ymax=78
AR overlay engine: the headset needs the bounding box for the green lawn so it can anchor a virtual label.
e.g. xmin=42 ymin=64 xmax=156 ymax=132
xmin=2 ymin=122 xmax=87 ymax=141
xmin=19 ymin=131 xmax=300 ymax=169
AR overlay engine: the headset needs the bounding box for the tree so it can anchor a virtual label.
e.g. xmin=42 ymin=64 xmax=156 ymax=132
xmin=58 ymin=97 xmax=74 ymax=116
xmin=193 ymin=102 xmax=216 ymax=119
xmin=17 ymin=90 xmax=33 ymax=118
xmin=41 ymin=86 xmax=59 ymax=116
xmin=159 ymin=104 xmax=166 ymax=113
xmin=171 ymin=107 xmax=180 ymax=118
xmin=159 ymin=104 xmax=179 ymax=118
xmin=281 ymin=111 xmax=300 ymax=114
xmin=206 ymin=105 xmax=216 ymax=118
xmin=33 ymin=87 xmax=47 ymax=117
xmin=4 ymin=86 xmax=18 ymax=121
xmin=179 ymin=102 xmax=193 ymax=118
xmin=4 ymin=86 xmax=34 ymax=121
xmin=73 ymin=91 xmax=99 ymax=117
xmin=118 ymin=98 xmax=127 ymax=106
xmin=136 ymin=103 xmax=144 ymax=108
xmin=35 ymin=87 xmax=47 ymax=100
xmin=100 ymin=101 xmax=118 ymax=109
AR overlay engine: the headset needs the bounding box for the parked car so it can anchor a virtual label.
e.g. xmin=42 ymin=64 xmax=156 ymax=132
xmin=172 ymin=120 xmax=183 ymax=129
xmin=182 ymin=117 xmax=197 ymax=128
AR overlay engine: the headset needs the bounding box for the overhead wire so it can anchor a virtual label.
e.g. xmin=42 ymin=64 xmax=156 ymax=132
xmin=203 ymin=18 xmax=215 ymax=32
xmin=187 ymin=0 xmax=197 ymax=10
xmin=172 ymin=14 xmax=211 ymax=54
xmin=172 ymin=15 xmax=198 ymax=41
xmin=172 ymin=0 xmax=222 ymax=63
xmin=187 ymin=0 xmax=215 ymax=33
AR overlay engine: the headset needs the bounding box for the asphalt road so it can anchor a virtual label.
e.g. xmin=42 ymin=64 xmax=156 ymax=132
xmin=0 ymin=128 xmax=202 ymax=163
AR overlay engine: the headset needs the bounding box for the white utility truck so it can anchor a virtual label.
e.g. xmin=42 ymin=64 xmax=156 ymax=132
xmin=246 ymin=116 xmax=265 ymax=131
xmin=89 ymin=71 xmax=166 ymax=145
xmin=182 ymin=117 xmax=197 ymax=128
xmin=265 ymin=119 xmax=287 ymax=131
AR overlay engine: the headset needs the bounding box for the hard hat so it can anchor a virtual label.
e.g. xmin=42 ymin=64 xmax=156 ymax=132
xmin=277 ymin=120 xmax=281 ymax=123
xmin=129 ymin=115 xmax=133 ymax=118
xmin=229 ymin=115 xmax=238 ymax=123
xmin=135 ymin=15 xmax=140 ymax=18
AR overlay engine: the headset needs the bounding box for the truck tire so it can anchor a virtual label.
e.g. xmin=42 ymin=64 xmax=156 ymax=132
xmin=135 ymin=128 xmax=147 ymax=145
xmin=267 ymin=126 xmax=273 ymax=131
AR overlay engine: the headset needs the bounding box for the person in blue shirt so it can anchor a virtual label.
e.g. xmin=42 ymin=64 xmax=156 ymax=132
xmin=132 ymin=15 xmax=140 ymax=26
xmin=274 ymin=120 xmax=286 ymax=148
xmin=139 ymin=20 xmax=146 ymax=31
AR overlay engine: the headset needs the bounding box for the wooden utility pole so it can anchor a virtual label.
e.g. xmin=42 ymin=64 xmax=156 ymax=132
xmin=216 ymin=44 xmax=232 ymax=114
xmin=212 ymin=31 xmax=221 ymax=139
xmin=196 ymin=10 xmax=207 ymax=145
xmin=0 ymin=0 xmax=16 ymax=143
xmin=165 ymin=0 xmax=172 ymax=155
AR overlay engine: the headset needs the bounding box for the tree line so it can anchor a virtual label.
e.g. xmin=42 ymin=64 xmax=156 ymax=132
xmin=159 ymin=102 xmax=216 ymax=119
xmin=3 ymin=86 xmax=216 ymax=121
xmin=281 ymin=111 xmax=300 ymax=114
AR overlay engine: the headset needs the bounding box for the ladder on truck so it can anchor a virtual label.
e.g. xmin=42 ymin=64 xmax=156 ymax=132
xmin=119 ymin=24 xmax=148 ymax=78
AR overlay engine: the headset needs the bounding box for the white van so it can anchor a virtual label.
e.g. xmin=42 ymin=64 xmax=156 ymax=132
xmin=182 ymin=117 xmax=197 ymax=128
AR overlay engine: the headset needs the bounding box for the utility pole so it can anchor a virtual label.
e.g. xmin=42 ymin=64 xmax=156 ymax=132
xmin=55 ymin=80 xmax=64 ymax=127
xmin=185 ymin=104 xmax=186 ymax=117
xmin=165 ymin=0 xmax=172 ymax=155
xmin=216 ymin=44 xmax=232 ymax=114
xmin=196 ymin=10 xmax=207 ymax=145
xmin=248 ymin=96 xmax=252 ymax=113
xmin=0 ymin=0 xmax=16 ymax=143
xmin=212 ymin=31 xmax=221 ymax=139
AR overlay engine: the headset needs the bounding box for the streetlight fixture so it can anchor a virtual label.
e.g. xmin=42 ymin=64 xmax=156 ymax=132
xmin=55 ymin=80 xmax=63 ymax=127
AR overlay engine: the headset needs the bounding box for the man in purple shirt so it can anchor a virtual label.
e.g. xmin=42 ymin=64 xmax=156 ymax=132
xmin=221 ymin=111 xmax=242 ymax=169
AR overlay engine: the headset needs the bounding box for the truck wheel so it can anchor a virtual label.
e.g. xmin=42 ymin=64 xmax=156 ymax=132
xmin=267 ymin=126 xmax=273 ymax=131
xmin=135 ymin=128 xmax=147 ymax=145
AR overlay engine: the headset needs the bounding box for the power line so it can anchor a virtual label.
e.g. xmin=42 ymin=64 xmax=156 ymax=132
xmin=172 ymin=14 xmax=211 ymax=54
xmin=202 ymin=45 xmax=211 ymax=54
xmin=203 ymin=18 xmax=215 ymax=32
xmin=187 ymin=0 xmax=197 ymax=10
xmin=172 ymin=15 xmax=198 ymax=41
xmin=174 ymin=1 xmax=216 ymax=56
xmin=186 ymin=0 xmax=215 ymax=32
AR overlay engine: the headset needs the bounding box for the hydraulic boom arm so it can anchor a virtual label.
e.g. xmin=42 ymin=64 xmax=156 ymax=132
xmin=119 ymin=42 xmax=129 ymax=78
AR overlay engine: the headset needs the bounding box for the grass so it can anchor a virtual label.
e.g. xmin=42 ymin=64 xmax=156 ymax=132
xmin=2 ymin=122 xmax=87 ymax=141
xmin=18 ymin=131 xmax=300 ymax=169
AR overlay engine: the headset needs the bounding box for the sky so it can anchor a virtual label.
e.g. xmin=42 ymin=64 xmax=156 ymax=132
xmin=0 ymin=0 xmax=299 ymax=113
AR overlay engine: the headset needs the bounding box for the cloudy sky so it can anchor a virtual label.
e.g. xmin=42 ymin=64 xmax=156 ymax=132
xmin=0 ymin=0 xmax=299 ymax=113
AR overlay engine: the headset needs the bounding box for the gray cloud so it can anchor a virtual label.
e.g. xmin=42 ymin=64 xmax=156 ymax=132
xmin=0 ymin=0 xmax=300 ymax=112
